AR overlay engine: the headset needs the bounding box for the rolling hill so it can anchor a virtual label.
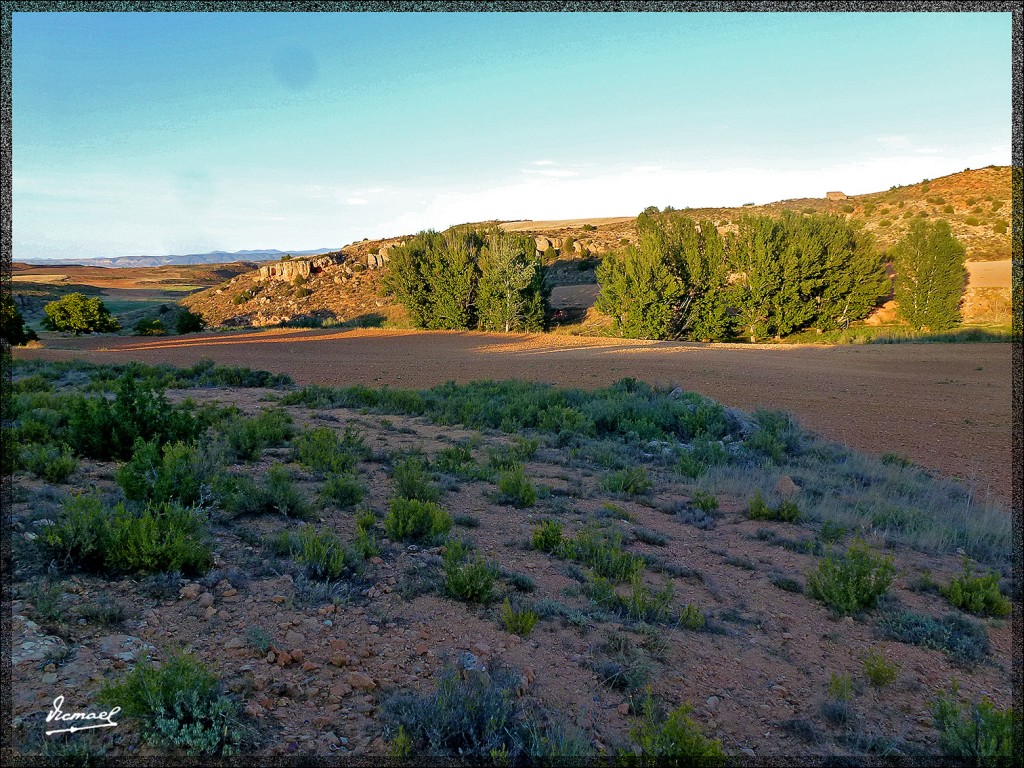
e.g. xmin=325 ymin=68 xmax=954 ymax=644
xmin=181 ymin=167 xmax=1012 ymax=330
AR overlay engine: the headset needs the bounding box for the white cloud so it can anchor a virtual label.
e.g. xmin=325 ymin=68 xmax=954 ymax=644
xmin=345 ymin=197 xmax=369 ymax=205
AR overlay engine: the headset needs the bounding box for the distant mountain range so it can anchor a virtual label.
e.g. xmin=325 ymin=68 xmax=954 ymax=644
xmin=14 ymin=248 xmax=341 ymax=268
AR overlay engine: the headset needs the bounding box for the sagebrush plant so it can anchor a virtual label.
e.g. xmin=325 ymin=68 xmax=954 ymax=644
xmin=691 ymin=490 xmax=719 ymax=515
xmin=296 ymin=525 xmax=347 ymax=581
xmin=443 ymin=540 xmax=499 ymax=604
xmin=531 ymin=520 xmax=564 ymax=553
xmin=930 ymin=682 xmax=1018 ymax=762
xmin=880 ymin=610 xmax=990 ymax=665
xmin=678 ymin=602 xmax=706 ymax=631
xmin=499 ymin=598 xmax=539 ymax=636
xmin=862 ymin=647 xmax=899 ymax=687
xmin=940 ymin=558 xmax=1010 ymax=617
xmin=98 ymin=653 xmax=242 ymax=756
xmin=497 ymin=463 xmax=537 ymax=507
xmin=392 ymin=455 xmax=441 ymax=502
xmin=215 ymin=463 xmax=313 ymax=519
xmin=19 ymin=442 xmax=78 ymax=483
xmin=625 ymin=690 xmax=726 ymax=763
xmin=828 ymin=672 xmax=855 ymax=702
xmin=383 ymin=662 xmax=583 ymax=760
xmin=746 ymin=489 xmax=800 ymax=522
xmin=42 ymin=493 xmax=212 ymax=576
xmin=223 ymin=407 xmax=294 ymax=461
xmin=318 ymin=472 xmax=366 ymax=509
xmin=601 ymin=466 xmax=653 ymax=496
xmin=560 ymin=527 xmax=644 ymax=582
xmin=352 ymin=506 xmax=381 ymax=559
xmin=292 ymin=425 xmax=369 ymax=475
xmin=116 ymin=438 xmax=219 ymax=507
xmin=384 ymin=497 xmax=452 ymax=543
xmin=806 ymin=539 xmax=895 ymax=615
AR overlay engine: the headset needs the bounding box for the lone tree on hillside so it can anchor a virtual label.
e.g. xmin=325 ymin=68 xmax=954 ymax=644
xmin=2 ymin=294 xmax=38 ymax=346
xmin=40 ymin=293 xmax=121 ymax=335
xmin=892 ymin=219 xmax=967 ymax=331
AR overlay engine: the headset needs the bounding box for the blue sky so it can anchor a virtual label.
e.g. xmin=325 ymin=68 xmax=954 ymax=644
xmin=12 ymin=11 xmax=1012 ymax=260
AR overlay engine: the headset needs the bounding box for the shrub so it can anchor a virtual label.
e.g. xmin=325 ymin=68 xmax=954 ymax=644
xmin=632 ymin=526 xmax=667 ymax=546
xmin=691 ymin=491 xmax=719 ymax=515
xmin=560 ymin=527 xmax=644 ymax=582
xmin=41 ymin=293 xmax=121 ymax=334
xmin=42 ymin=494 xmax=212 ymax=576
xmin=384 ymin=497 xmax=451 ymax=543
xmin=862 ymin=647 xmax=899 ymax=687
xmin=621 ymin=572 xmax=675 ymax=624
xmin=352 ymin=506 xmax=381 ymax=559
xmin=116 ymin=439 xmax=217 ymax=506
xmin=678 ymin=602 xmax=706 ymax=630
xmin=224 ymin=408 xmax=294 ymax=461
xmin=879 ymin=610 xmax=989 ymax=664
xmin=2 ymin=293 xmax=39 ymax=345
xmin=391 ymin=455 xmax=441 ymax=502
xmin=20 ymin=443 xmax=77 ymax=482
xmin=98 ymin=653 xmax=242 ymax=756
xmin=134 ymin=318 xmax=167 ymax=336
xmin=769 ymin=573 xmax=804 ymax=593
xmin=500 ymin=598 xmax=539 ymax=636
xmin=443 ymin=541 xmax=499 ymax=604
xmin=532 ymin=520 xmax=564 ymax=553
xmin=806 ymin=539 xmax=894 ymax=614
xmin=497 ymin=464 xmax=537 ymax=507
xmin=318 ymin=473 xmax=366 ymax=509
xmin=827 ymin=672 xmax=855 ymax=702
xmin=174 ymin=310 xmax=206 ymax=334
xmin=295 ymin=525 xmax=346 ymax=581
xmin=931 ymin=682 xmax=1017 ymax=762
xmin=216 ymin=464 xmax=313 ymax=520
xmin=626 ymin=692 xmax=726 ymax=763
xmin=383 ymin=663 xmax=580 ymax=760
xmin=964 ymin=216 xmax=980 ymax=226
xmin=747 ymin=490 xmax=801 ymax=522
xmin=940 ymin=558 xmax=1010 ymax=617
xmin=601 ymin=466 xmax=653 ymax=496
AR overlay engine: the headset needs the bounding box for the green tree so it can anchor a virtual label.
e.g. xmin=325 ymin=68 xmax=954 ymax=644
xmin=729 ymin=213 xmax=885 ymax=339
xmin=380 ymin=231 xmax=442 ymax=328
xmin=175 ymin=309 xmax=206 ymax=334
xmin=664 ymin=216 xmax=733 ymax=341
xmin=40 ymin=293 xmax=121 ymax=335
xmin=893 ymin=219 xmax=967 ymax=331
xmin=596 ymin=227 xmax=683 ymax=339
xmin=477 ymin=229 xmax=548 ymax=332
xmin=2 ymin=293 xmax=38 ymax=346
xmin=425 ymin=227 xmax=481 ymax=330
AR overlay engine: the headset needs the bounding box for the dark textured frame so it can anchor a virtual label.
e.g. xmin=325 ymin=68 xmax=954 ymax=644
xmin=0 ymin=3 xmax=1020 ymax=766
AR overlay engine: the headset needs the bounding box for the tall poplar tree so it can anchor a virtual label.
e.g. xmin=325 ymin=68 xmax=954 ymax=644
xmin=893 ymin=219 xmax=967 ymax=331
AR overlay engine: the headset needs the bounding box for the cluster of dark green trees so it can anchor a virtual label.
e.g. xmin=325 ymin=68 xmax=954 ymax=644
xmin=382 ymin=226 xmax=549 ymax=332
xmin=597 ymin=210 xmax=966 ymax=341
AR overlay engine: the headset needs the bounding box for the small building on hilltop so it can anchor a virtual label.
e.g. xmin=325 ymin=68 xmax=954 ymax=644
xmin=825 ymin=191 xmax=848 ymax=201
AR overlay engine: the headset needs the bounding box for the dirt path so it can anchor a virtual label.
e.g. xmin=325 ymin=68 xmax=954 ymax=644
xmin=16 ymin=330 xmax=1014 ymax=505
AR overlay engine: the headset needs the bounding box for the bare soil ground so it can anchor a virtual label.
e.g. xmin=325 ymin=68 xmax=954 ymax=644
xmin=8 ymin=378 xmax=1014 ymax=762
xmin=15 ymin=332 xmax=1012 ymax=506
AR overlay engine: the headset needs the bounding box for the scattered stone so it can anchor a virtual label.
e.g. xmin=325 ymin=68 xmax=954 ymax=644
xmin=706 ymin=695 xmax=720 ymax=712
xmin=179 ymin=584 xmax=201 ymax=600
xmin=776 ymin=475 xmax=801 ymax=498
xmin=346 ymin=672 xmax=376 ymax=691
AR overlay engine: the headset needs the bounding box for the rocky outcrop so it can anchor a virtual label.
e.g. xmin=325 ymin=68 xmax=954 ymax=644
xmin=259 ymin=253 xmax=346 ymax=281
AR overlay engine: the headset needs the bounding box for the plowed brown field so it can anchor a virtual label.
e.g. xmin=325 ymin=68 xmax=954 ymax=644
xmin=16 ymin=330 xmax=1014 ymax=506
